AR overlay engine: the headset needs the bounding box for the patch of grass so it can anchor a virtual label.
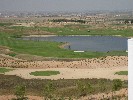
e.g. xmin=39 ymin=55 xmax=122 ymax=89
xmin=0 ymin=23 xmax=13 ymax=26
xmin=115 ymin=71 xmax=128 ymax=75
xmin=40 ymin=26 xmax=133 ymax=37
xmin=30 ymin=71 xmax=60 ymax=76
xmin=6 ymin=53 xmax=17 ymax=57
xmin=0 ymin=68 xmax=14 ymax=73
xmin=9 ymin=24 xmax=133 ymax=37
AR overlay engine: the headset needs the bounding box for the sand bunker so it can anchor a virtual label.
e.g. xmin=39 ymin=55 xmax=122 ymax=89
xmin=0 ymin=55 xmax=128 ymax=80
xmin=4 ymin=66 xmax=127 ymax=80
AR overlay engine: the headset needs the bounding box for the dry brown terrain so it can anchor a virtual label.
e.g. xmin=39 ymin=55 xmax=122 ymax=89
xmin=0 ymin=55 xmax=128 ymax=69
xmin=0 ymin=88 xmax=127 ymax=100
xmin=0 ymin=53 xmax=128 ymax=99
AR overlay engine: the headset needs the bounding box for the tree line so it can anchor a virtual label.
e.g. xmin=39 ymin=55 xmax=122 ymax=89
xmin=52 ymin=19 xmax=86 ymax=24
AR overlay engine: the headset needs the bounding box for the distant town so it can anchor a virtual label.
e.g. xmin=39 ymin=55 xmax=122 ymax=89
xmin=0 ymin=10 xmax=133 ymax=29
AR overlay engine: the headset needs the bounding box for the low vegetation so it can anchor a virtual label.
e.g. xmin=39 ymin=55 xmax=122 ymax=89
xmin=0 ymin=68 xmax=14 ymax=73
xmin=112 ymin=79 xmax=123 ymax=91
xmin=13 ymin=85 xmax=28 ymax=100
xmin=30 ymin=71 xmax=60 ymax=76
xmin=6 ymin=53 xmax=17 ymax=57
xmin=0 ymin=74 xmax=128 ymax=99
xmin=0 ymin=23 xmax=13 ymax=26
xmin=40 ymin=24 xmax=133 ymax=37
xmin=115 ymin=71 xmax=128 ymax=75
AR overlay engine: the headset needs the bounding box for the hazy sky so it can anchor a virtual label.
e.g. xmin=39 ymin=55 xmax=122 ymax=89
xmin=0 ymin=0 xmax=132 ymax=12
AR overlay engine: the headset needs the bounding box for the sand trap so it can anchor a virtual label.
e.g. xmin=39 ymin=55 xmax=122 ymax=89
xmin=0 ymin=55 xmax=128 ymax=80
xmin=5 ymin=66 xmax=127 ymax=80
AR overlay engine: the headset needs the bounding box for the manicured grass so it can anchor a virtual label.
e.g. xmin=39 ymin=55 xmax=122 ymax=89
xmin=30 ymin=71 xmax=60 ymax=76
xmin=115 ymin=71 xmax=128 ymax=75
xmin=0 ymin=68 xmax=14 ymax=73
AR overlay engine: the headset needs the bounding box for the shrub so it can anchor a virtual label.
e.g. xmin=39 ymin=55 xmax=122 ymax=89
xmin=112 ymin=79 xmax=122 ymax=91
xmin=43 ymin=81 xmax=56 ymax=99
xmin=14 ymin=85 xmax=28 ymax=100
xmin=76 ymin=81 xmax=93 ymax=97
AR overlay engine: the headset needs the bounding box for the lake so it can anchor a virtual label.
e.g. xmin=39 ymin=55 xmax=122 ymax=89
xmin=22 ymin=36 xmax=128 ymax=52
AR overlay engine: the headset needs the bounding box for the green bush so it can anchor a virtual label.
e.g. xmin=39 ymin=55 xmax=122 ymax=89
xmin=43 ymin=81 xmax=56 ymax=99
xmin=76 ymin=81 xmax=93 ymax=97
xmin=112 ymin=79 xmax=122 ymax=91
xmin=14 ymin=85 xmax=28 ymax=100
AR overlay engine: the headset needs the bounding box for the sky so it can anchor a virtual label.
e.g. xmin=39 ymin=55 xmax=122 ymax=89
xmin=0 ymin=0 xmax=132 ymax=12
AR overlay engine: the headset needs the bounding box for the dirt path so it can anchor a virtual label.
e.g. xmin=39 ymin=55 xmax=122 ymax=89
xmin=4 ymin=66 xmax=127 ymax=80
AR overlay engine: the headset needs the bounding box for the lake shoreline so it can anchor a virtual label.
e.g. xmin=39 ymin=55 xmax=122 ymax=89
xmin=22 ymin=35 xmax=57 ymax=38
xmin=22 ymin=34 xmax=133 ymax=40
xmin=22 ymin=34 xmax=130 ymax=38
xmin=22 ymin=35 xmax=127 ymax=52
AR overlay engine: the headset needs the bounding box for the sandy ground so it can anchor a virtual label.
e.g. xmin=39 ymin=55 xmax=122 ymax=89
xmin=4 ymin=66 xmax=127 ymax=80
xmin=0 ymin=55 xmax=128 ymax=80
xmin=0 ymin=56 xmax=128 ymax=69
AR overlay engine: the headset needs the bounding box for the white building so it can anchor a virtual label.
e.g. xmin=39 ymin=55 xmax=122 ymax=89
xmin=128 ymin=38 xmax=133 ymax=100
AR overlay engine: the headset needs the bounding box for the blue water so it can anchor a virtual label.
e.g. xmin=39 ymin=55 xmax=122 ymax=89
xmin=22 ymin=36 xmax=128 ymax=52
